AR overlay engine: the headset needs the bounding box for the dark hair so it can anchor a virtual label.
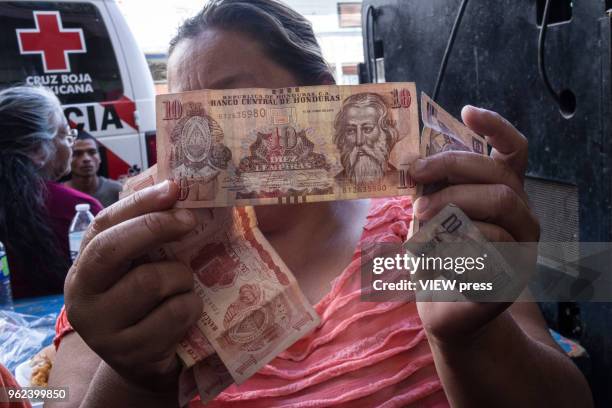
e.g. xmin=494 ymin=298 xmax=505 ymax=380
xmin=75 ymin=130 xmax=97 ymax=143
xmin=169 ymin=0 xmax=335 ymax=86
xmin=0 ymin=86 xmax=69 ymax=294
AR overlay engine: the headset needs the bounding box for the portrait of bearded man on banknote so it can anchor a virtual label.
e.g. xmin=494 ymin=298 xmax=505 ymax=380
xmin=333 ymin=92 xmax=400 ymax=185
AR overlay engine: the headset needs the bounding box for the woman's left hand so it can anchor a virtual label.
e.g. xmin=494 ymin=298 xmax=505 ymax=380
xmin=408 ymin=105 xmax=540 ymax=344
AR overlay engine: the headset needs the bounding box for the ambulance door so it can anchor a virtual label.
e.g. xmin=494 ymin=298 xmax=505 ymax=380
xmin=102 ymin=0 xmax=157 ymax=171
xmin=0 ymin=0 xmax=143 ymax=180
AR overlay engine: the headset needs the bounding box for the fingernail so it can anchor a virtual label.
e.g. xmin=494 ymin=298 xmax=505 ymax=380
xmin=174 ymin=209 xmax=196 ymax=226
xmin=465 ymin=105 xmax=485 ymax=113
xmin=412 ymin=159 xmax=427 ymax=174
xmin=414 ymin=197 xmax=430 ymax=214
xmin=155 ymin=180 xmax=170 ymax=193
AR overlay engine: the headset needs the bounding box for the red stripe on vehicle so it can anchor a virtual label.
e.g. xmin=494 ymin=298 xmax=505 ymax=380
xmin=105 ymin=148 xmax=130 ymax=180
xmin=101 ymin=95 xmax=138 ymax=130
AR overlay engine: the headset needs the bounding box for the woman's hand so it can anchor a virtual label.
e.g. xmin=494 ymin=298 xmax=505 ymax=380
xmin=63 ymin=181 xmax=202 ymax=393
xmin=409 ymin=106 xmax=540 ymax=344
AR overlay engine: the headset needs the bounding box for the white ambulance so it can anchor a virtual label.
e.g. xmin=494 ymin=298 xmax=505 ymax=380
xmin=0 ymin=0 xmax=156 ymax=179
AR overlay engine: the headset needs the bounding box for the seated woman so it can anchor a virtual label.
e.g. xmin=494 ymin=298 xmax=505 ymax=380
xmin=0 ymin=86 xmax=102 ymax=299
xmin=48 ymin=1 xmax=592 ymax=407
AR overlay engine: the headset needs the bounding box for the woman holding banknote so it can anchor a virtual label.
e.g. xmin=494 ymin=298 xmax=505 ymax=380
xmin=48 ymin=0 xmax=592 ymax=407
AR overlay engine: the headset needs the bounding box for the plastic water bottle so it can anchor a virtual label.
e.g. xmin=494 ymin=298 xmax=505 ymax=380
xmin=0 ymin=240 xmax=13 ymax=310
xmin=69 ymin=204 xmax=95 ymax=263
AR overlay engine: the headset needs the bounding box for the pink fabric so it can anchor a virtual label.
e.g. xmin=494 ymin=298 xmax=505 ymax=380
xmin=191 ymin=197 xmax=448 ymax=408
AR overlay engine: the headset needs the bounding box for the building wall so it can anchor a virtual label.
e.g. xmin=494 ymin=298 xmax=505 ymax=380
xmin=286 ymin=0 xmax=364 ymax=84
xmin=131 ymin=0 xmax=364 ymax=88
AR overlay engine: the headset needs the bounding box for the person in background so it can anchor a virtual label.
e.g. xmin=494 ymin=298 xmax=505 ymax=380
xmin=0 ymin=86 xmax=102 ymax=299
xmin=64 ymin=132 xmax=122 ymax=208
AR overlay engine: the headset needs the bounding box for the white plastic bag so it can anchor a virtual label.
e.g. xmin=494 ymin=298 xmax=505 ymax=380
xmin=0 ymin=310 xmax=56 ymax=373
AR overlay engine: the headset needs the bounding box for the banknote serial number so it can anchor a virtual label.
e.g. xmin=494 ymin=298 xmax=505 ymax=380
xmin=342 ymin=184 xmax=387 ymax=194
xmin=304 ymin=108 xmax=334 ymax=113
xmin=2 ymin=387 xmax=69 ymax=402
xmin=218 ymin=109 xmax=267 ymax=120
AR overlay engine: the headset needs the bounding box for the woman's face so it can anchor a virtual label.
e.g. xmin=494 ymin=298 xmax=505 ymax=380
xmin=166 ymin=29 xmax=317 ymax=232
xmin=42 ymin=111 xmax=73 ymax=180
xmin=167 ymin=29 xmax=300 ymax=93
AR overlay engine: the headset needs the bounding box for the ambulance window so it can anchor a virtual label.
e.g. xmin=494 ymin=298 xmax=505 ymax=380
xmin=0 ymin=2 xmax=124 ymax=104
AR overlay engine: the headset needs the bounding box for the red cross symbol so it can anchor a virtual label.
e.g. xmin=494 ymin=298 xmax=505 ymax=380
xmin=17 ymin=11 xmax=86 ymax=73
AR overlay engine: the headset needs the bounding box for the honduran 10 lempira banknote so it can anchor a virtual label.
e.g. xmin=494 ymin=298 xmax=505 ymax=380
xmin=410 ymin=93 xmax=490 ymax=235
xmin=156 ymin=83 xmax=420 ymax=208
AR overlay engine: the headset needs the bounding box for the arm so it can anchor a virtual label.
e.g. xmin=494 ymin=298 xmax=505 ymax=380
xmin=47 ymin=333 xmax=179 ymax=408
xmin=428 ymin=302 xmax=592 ymax=408
xmin=409 ymin=106 xmax=593 ymax=407
xmin=81 ymin=363 xmax=178 ymax=408
xmin=46 ymin=333 xmax=100 ymax=408
xmin=48 ymin=182 xmax=202 ymax=407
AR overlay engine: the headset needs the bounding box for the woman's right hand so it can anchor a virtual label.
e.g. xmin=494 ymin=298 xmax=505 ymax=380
xmin=64 ymin=181 xmax=202 ymax=393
